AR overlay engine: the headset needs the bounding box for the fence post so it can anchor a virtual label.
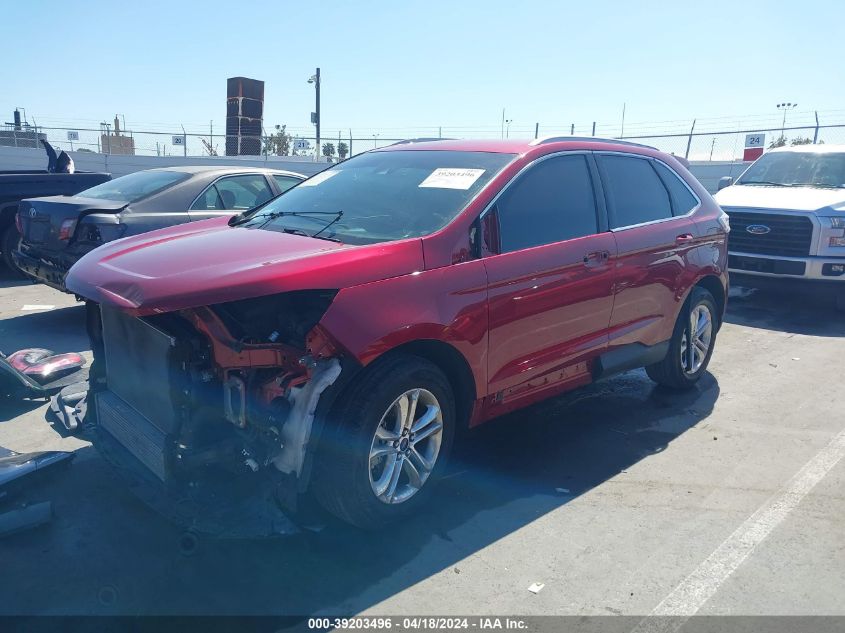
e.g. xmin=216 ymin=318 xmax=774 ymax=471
xmin=684 ymin=119 xmax=696 ymax=159
xmin=349 ymin=129 xmax=352 ymax=158
xmin=813 ymin=111 xmax=820 ymax=144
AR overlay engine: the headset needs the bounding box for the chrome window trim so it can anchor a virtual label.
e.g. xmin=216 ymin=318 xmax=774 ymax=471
xmin=593 ymin=150 xmax=702 ymax=232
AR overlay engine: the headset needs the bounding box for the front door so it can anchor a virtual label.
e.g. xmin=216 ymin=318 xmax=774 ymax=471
xmin=484 ymin=153 xmax=616 ymax=413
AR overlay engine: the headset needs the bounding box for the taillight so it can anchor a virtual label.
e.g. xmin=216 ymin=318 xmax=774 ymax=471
xmin=59 ymin=218 xmax=77 ymax=240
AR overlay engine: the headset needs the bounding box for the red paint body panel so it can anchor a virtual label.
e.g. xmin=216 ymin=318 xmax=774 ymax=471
xmin=65 ymin=216 xmax=425 ymax=316
xmin=67 ymin=138 xmax=728 ymax=430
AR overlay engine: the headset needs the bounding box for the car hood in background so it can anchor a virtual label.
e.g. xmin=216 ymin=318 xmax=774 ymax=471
xmin=715 ymin=185 xmax=845 ymax=213
xmin=65 ymin=217 xmax=424 ymax=315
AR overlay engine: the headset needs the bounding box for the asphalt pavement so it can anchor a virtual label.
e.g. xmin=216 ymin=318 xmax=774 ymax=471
xmin=1 ymin=270 xmax=843 ymax=618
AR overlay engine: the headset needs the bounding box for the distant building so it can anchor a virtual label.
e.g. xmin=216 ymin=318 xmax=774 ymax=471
xmin=100 ymin=116 xmax=135 ymax=155
xmin=0 ymin=109 xmax=47 ymax=148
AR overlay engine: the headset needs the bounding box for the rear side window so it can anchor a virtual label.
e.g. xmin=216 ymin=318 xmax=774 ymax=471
xmin=496 ymin=154 xmax=599 ymax=253
xmin=654 ymin=162 xmax=699 ymax=216
xmin=79 ymin=170 xmax=188 ymax=203
xmin=273 ymin=174 xmax=302 ymax=193
xmin=216 ymin=175 xmax=274 ymax=210
xmin=192 ymin=185 xmax=224 ymax=210
xmin=599 ymin=155 xmax=672 ymax=228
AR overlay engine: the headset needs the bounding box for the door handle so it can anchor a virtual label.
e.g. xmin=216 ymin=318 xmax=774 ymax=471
xmin=676 ymin=233 xmax=694 ymax=243
xmin=583 ymin=250 xmax=610 ymax=268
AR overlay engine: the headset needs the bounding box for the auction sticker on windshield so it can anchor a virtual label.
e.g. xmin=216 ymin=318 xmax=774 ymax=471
xmin=419 ymin=168 xmax=486 ymax=190
xmin=300 ymin=171 xmax=340 ymax=187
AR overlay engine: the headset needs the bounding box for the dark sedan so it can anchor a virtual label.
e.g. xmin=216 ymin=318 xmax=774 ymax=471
xmin=13 ymin=166 xmax=305 ymax=290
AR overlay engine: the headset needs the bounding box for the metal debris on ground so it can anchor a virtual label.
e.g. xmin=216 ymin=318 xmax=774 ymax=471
xmin=0 ymin=501 xmax=52 ymax=537
xmin=528 ymin=582 xmax=545 ymax=594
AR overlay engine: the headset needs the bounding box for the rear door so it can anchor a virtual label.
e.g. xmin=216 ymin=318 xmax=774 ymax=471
xmin=595 ymin=153 xmax=701 ymax=352
xmin=188 ymin=174 xmax=275 ymax=220
xmin=484 ymin=153 xmax=616 ymax=411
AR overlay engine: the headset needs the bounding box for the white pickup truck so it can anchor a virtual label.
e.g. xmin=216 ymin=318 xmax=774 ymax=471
xmin=714 ymin=144 xmax=845 ymax=311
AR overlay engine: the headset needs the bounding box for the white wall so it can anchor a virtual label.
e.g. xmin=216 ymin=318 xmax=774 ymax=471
xmin=688 ymin=161 xmax=751 ymax=193
xmin=0 ymin=145 xmax=328 ymax=178
xmin=1 ymin=145 xmax=749 ymax=194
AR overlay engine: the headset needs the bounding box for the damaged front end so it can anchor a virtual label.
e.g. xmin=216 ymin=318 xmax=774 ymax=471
xmin=86 ymin=291 xmax=344 ymax=537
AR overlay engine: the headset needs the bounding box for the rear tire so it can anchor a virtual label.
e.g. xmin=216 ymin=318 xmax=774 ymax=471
xmin=646 ymin=287 xmax=718 ymax=390
xmin=313 ymin=354 xmax=455 ymax=529
xmin=1 ymin=222 xmax=24 ymax=276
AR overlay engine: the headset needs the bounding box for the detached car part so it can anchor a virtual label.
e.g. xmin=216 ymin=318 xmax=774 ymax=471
xmin=0 ymin=502 xmax=53 ymax=538
xmin=1 ymin=349 xmax=87 ymax=399
xmin=0 ymin=450 xmax=75 ymax=496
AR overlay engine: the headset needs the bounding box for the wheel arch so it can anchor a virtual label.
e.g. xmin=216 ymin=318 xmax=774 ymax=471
xmin=693 ymin=274 xmax=727 ymax=329
xmin=299 ymin=338 xmax=477 ymax=497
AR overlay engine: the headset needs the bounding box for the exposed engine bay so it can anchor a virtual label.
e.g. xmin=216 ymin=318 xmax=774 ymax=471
xmin=84 ymin=291 xmax=344 ymax=534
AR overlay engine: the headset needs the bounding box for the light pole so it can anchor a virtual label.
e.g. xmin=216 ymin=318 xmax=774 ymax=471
xmin=308 ymin=68 xmax=321 ymax=159
xmin=505 ymin=119 xmax=513 ymax=138
xmin=372 ymin=133 xmax=379 ymax=148
xmin=777 ymin=102 xmax=798 ymax=138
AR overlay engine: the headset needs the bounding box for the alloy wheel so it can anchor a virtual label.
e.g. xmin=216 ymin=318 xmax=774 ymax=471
xmin=368 ymin=388 xmax=444 ymax=504
xmin=680 ymin=303 xmax=713 ymax=375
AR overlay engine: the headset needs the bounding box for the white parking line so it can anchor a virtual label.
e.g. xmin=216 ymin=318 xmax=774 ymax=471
xmin=21 ymin=304 xmax=56 ymax=311
xmin=633 ymin=426 xmax=845 ymax=632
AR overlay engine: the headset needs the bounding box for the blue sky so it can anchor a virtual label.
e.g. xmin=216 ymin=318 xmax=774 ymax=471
xmin=2 ymin=0 xmax=843 ymax=141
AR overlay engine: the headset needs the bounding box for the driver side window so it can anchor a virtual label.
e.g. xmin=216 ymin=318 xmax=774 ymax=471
xmin=496 ymin=154 xmax=599 ymax=253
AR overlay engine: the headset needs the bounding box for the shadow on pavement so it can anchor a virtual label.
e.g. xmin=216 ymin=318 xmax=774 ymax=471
xmin=0 ymin=304 xmax=88 ymax=356
xmin=725 ymin=285 xmax=845 ymax=337
xmin=1 ymin=369 xmax=719 ymax=616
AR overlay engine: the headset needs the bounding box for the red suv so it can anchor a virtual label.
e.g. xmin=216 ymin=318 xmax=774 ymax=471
xmin=66 ymin=138 xmax=728 ymax=531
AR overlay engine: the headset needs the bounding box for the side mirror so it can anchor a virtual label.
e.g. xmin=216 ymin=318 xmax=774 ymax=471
xmin=717 ymin=176 xmax=733 ymax=191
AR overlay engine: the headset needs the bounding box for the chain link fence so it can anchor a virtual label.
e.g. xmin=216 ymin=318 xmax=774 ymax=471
xmin=3 ymin=118 xmax=845 ymax=164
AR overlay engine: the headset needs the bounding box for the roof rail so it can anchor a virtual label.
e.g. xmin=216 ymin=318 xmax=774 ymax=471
xmin=387 ymin=137 xmax=455 ymax=146
xmin=529 ymin=135 xmax=656 ymax=150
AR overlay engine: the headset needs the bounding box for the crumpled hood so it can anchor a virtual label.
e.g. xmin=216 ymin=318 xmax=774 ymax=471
xmin=65 ymin=217 xmax=424 ymax=315
xmin=715 ymin=184 xmax=845 ymax=213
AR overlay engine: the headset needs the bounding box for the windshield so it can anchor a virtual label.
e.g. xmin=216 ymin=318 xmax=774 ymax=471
xmin=738 ymin=151 xmax=845 ymax=188
xmin=78 ymin=170 xmax=189 ymax=202
xmin=241 ymin=150 xmax=515 ymax=244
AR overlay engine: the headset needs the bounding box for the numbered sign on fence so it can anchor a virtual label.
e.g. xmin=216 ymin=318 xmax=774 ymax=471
xmin=172 ymin=135 xmax=185 ymax=146
xmin=66 ymin=131 xmax=79 ymax=141
xmin=743 ymin=133 xmax=765 ymax=161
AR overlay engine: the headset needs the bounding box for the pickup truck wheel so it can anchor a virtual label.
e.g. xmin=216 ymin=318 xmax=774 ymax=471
xmin=646 ymin=287 xmax=718 ymax=390
xmin=313 ymin=354 xmax=455 ymax=529
xmin=1 ymin=224 xmax=24 ymax=276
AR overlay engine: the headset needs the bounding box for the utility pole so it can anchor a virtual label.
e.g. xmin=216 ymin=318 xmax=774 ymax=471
xmin=501 ymin=108 xmax=506 ymax=139
xmin=534 ymin=122 xmax=539 ymax=139
xmin=180 ymin=124 xmax=187 ymax=157
xmin=308 ymin=68 xmax=321 ymax=160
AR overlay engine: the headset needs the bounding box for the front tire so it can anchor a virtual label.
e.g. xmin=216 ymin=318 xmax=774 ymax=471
xmin=646 ymin=287 xmax=718 ymax=390
xmin=313 ymin=354 xmax=455 ymax=529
